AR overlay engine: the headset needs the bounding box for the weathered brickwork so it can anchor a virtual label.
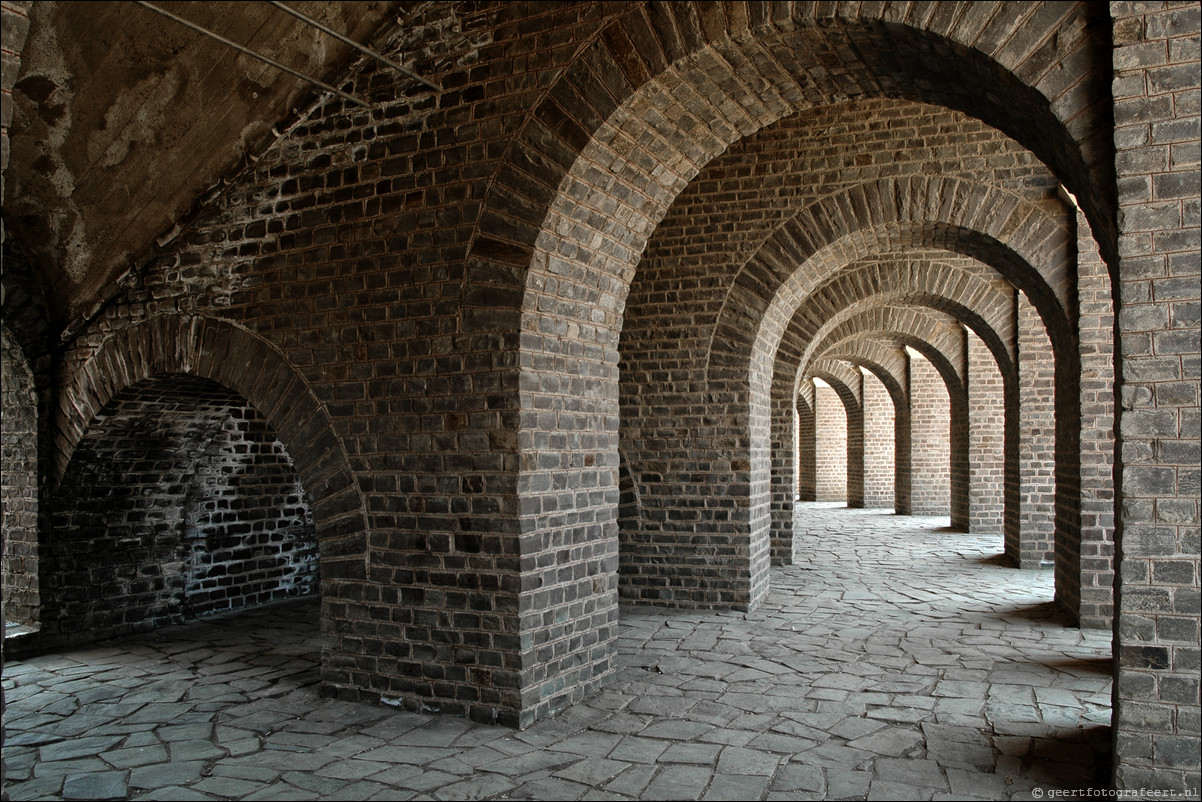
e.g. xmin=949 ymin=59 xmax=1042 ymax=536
xmin=863 ymin=370 xmax=896 ymax=509
xmin=909 ymin=351 xmax=953 ymax=516
xmin=1111 ymin=1 xmax=1202 ymax=792
xmin=2 ymin=3 xmax=1194 ymax=787
xmin=1017 ymin=292 xmax=1059 ymax=568
xmin=1073 ymin=207 xmax=1118 ymax=630
xmin=1 ymin=1 xmax=33 ymax=203
xmin=38 ymin=375 xmax=316 ymax=646
xmin=815 ymin=341 xmax=911 ymax=516
xmin=814 ymin=384 xmax=850 ymax=503
xmin=796 ymin=381 xmax=816 ymax=506
xmin=967 ymin=330 xmax=1008 ymax=534
xmin=1 ymin=323 xmax=38 ymax=627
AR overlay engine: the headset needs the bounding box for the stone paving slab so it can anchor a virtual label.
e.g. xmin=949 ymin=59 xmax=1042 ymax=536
xmin=2 ymin=505 xmax=1113 ymax=800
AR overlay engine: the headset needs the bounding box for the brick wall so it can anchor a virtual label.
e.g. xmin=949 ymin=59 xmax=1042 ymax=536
xmin=1110 ymin=1 xmax=1201 ymax=791
xmin=1073 ymin=206 xmax=1118 ymax=630
xmin=796 ymin=381 xmax=816 ymax=504
xmin=814 ymin=384 xmax=848 ymax=503
xmin=909 ymin=351 xmax=952 ymax=516
xmin=1018 ymin=292 xmax=1058 ymax=567
xmin=41 ymin=376 xmax=316 ymax=645
xmin=1 ymin=323 xmax=38 ymax=627
xmin=5 ymin=4 xmax=1189 ymax=771
xmin=863 ymin=369 xmax=896 ymax=509
xmin=967 ymin=330 xmax=1007 ymax=533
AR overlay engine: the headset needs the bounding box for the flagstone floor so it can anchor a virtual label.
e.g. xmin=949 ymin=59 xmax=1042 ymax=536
xmin=2 ymin=504 xmax=1113 ymax=800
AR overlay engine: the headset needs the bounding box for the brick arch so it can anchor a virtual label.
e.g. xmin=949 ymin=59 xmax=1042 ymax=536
xmin=787 ymin=307 xmax=974 ymax=536
xmin=779 ymin=337 xmax=910 ymax=559
xmin=813 ymin=346 xmax=909 ymax=439
xmin=768 ymin=268 xmax=1013 ymax=548
xmin=54 ymin=316 xmax=367 ymax=579
xmin=779 ymin=257 xmax=1019 ymax=386
xmin=739 ymin=203 xmax=1069 ymax=553
xmin=42 ymin=374 xmax=320 ymax=644
xmin=809 ymin=324 xmax=968 ymax=406
xmin=469 ymin=2 xmax=1113 ymax=283
xmin=473 ymin=2 xmax=1110 ymax=639
xmin=731 ymin=180 xmax=1071 ymax=399
xmin=787 ymin=296 xmax=1004 ymax=529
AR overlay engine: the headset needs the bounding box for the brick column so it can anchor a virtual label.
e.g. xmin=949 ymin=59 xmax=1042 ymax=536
xmin=967 ymin=329 xmax=1005 ymax=534
xmin=845 ymin=394 xmax=865 ymax=509
xmin=1111 ymin=2 xmax=1201 ymax=791
xmin=1074 ymin=206 xmax=1117 ymax=629
xmin=908 ymin=351 xmax=951 ymax=516
xmin=769 ymin=388 xmax=795 ymax=566
xmin=1017 ymin=292 xmax=1057 ymax=567
xmin=797 ymin=382 xmax=816 ymax=502
xmin=893 ymin=365 xmax=913 ymax=517
xmin=862 ymin=369 xmax=895 ymax=509
xmin=814 ymin=384 xmax=847 ymax=502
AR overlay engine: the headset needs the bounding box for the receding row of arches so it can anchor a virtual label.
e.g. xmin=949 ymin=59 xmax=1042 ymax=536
xmin=3 ymin=1 xmax=1192 ymax=789
xmin=2 ymin=38 xmax=1113 ymax=682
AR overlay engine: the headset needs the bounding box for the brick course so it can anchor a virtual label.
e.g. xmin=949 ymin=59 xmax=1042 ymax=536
xmin=1111 ymin=1 xmax=1201 ymax=791
xmin=814 ymin=383 xmax=850 ymax=503
xmin=910 ymin=351 xmax=953 ymax=516
xmin=1 ymin=323 xmax=38 ymax=627
xmin=863 ymin=369 xmax=896 ymax=509
xmin=41 ymin=375 xmax=316 ymax=644
xmin=1 ymin=4 xmax=1192 ymax=787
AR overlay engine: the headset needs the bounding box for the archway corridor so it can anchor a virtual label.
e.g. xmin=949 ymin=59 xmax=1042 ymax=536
xmin=3 ymin=1 xmax=1192 ymax=791
xmin=3 ymin=503 xmax=1111 ymax=801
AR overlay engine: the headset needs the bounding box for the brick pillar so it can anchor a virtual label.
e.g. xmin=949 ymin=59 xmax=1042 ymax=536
xmin=862 ymin=370 xmax=895 ymax=509
xmin=1111 ymin=2 xmax=1201 ymax=791
xmin=1074 ymin=206 xmax=1117 ymax=629
xmin=967 ymin=329 xmax=1005 ymax=533
xmin=1017 ymin=292 xmax=1057 ymax=567
xmin=908 ymin=351 xmax=951 ymax=516
xmin=893 ymin=365 xmax=913 ymax=516
xmin=797 ymin=382 xmax=816 ymax=502
xmin=769 ymin=388 xmax=795 ymax=566
xmin=814 ymin=384 xmax=847 ymax=502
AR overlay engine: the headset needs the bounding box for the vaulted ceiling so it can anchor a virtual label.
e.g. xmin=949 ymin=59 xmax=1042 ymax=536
xmin=5 ymin=0 xmax=399 ymax=330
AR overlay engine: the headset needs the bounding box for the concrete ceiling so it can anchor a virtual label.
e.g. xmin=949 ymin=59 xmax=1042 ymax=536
xmin=5 ymin=0 xmax=399 ymax=332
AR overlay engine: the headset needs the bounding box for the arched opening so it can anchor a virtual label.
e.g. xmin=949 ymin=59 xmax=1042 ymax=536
xmin=40 ymin=375 xmax=318 ymax=644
